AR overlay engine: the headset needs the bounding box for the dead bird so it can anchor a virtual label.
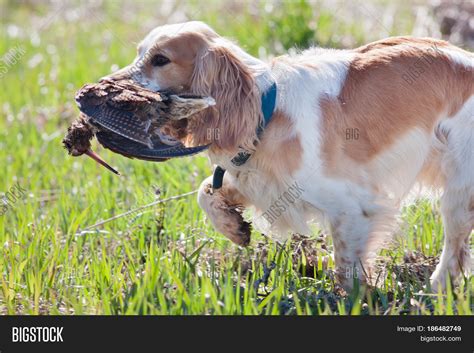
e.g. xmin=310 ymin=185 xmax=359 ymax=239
xmin=75 ymin=79 xmax=215 ymax=148
xmin=63 ymin=79 xmax=215 ymax=174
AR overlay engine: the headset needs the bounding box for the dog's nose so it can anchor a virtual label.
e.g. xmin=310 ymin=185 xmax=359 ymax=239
xmin=100 ymin=65 xmax=134 ymax=82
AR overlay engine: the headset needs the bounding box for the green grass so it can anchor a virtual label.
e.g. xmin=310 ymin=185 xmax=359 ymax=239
xmin=0 ymin=0 xmax=472 ymax=315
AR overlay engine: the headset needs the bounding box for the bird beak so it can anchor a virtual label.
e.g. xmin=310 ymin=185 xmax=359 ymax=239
xmin=85 ymin=149 xmax=120 ymax=175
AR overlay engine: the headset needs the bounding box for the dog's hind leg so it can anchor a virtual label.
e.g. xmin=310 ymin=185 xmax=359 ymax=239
xmin=197 ymin=174 xmax=251 ymax=246
xmin=430 ymin=188 xmax=473 ymax=291
xmin=430 ymin=102 xmax=474 ymax=291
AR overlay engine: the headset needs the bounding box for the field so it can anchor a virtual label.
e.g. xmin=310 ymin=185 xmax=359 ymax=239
xmin=0 ymin=0 xmax=472 ymax=315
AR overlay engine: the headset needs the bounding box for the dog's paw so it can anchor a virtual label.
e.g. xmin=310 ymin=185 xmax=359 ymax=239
xmin=198 ymin=180 xmax=251 ymax=246
xmin=224 ymin=205 xmax=251 ymax=246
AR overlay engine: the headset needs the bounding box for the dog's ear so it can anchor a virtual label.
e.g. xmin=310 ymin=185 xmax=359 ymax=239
xmin=190 ymin=42 xmax=261 ymax=152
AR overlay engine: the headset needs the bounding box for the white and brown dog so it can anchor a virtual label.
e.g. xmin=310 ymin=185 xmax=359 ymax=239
xmin=107 ymin=21 xmax=473 ymax=291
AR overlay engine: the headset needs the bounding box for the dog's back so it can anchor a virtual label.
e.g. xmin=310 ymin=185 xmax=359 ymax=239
xmin=270 ymin=37 xmax=473 ymax=289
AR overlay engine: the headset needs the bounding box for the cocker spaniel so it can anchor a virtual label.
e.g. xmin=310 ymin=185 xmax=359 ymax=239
xmin=105 ymin=21 xmax=473 ymax=291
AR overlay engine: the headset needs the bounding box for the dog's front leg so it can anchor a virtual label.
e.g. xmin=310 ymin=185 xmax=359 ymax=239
xmin=330 ymin=208 xmax=386 ymax=290
xmin=197 ymin=175 xmax=251 ymax=246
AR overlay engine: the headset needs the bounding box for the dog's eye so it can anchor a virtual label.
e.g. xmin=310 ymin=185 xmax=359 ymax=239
xmin=150 ymin=54 xmax=170 ymax=67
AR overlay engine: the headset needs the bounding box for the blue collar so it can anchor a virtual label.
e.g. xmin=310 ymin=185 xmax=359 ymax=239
xmin=213 ymin=81 xmax=277 ymax=189
xmin=259 ymin=81 xmax=278 ymax=133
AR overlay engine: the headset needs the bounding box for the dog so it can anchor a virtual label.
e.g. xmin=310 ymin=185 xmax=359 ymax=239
xmin=105 ymin=21 xmax=473 ymax=291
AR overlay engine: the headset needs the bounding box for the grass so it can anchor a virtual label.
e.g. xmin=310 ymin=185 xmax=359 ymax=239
xmin=0 ymin=0 xmax=472 ymax=315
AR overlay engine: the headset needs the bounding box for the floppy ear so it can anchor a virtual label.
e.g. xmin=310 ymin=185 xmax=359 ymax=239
xmin=190 ymin=42 xmax=261 ymax=152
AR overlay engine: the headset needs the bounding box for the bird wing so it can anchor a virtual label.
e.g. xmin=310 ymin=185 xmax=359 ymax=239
xmin=74 ymin=81 xmax=212 ymax=159
xmin=76 ymin=83 xmax=169 ymax=147
xmin=95 ymin=130 xmax=209 ymax=162
xmin=82 ymin=103 xmax=155 ymax=148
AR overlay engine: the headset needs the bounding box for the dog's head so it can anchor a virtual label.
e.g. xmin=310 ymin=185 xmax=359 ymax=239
xmin=106 ymin=21 xmax=261 ymax=153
